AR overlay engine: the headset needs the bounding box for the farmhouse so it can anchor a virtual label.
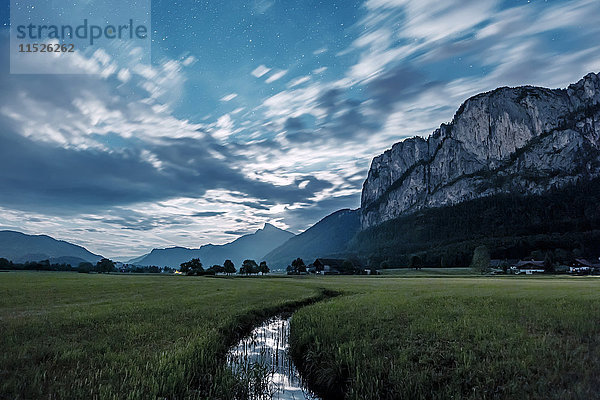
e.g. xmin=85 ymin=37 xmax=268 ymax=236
xmin=313 ymin=258 xmax=344 ymax=275
xmin=514 ymin=260 xmax=545 ymax=275
xmin=570 ymin=259 xmax=594 ymax=274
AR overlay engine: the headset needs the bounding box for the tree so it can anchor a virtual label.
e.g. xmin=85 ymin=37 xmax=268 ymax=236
xmin=241 ymin=259 xmax=258 ymax=275
xmin=180 ymin=258 xmax=204 ymax=276
xmin=204 ymin=266 xmax=217 ymax=276
xmin=77 ymin=262 xmax=94 ymax=273
xmin=470 ymin=246 xmax=490 ymax=274
xmin=440 ymin=254 xmax=449 ymax=268
xmin=408 ymin=255 xmax=423 ymax=270
xmin=96 ymin=258 xmax=116 ymax=273
xmin=544 ymin=252 xmax=555 ymax=273
xmin=340 ymin=260 xmax=357 ymax=274
xmin=499 ymin=260 xmax=510 ymax=274
xmin=259 ymin=261 xmax=270 ymax=275
xmin=291 ymin=258 xmax=306 ymax=273
xmin=224 ymin=259 xmax=236 ymax=275
xmin=210 ymin=264 xmax=225 ymax=274
xmin=0 ymin=258 xmax=12 ymax=269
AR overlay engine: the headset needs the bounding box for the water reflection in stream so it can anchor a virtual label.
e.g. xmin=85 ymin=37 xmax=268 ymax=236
xmin=227 ymin=316 xmax=320 ymax=400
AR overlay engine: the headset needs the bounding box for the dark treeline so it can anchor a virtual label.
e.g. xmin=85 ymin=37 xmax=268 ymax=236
xmin=350 ymin=177 xmax=600 ymax=267
xmin=0 ymin=258 xmax=73 ymax=272
xmin=0 ymin=258 xmax=174 ymax=274
xmin=178 ymin=258 xmax=267 ymax=276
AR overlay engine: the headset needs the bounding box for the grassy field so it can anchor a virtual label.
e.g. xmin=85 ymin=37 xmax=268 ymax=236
xmin=1 ymin=272 xmax=599 ymax=399
xmin=290 ymin=277 xmax=600 ymax=400
xmin=0 ymin=272 xmax=328 ymax=399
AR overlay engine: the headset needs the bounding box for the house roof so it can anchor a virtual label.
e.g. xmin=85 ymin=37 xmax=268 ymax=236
xmin=515 ymin=260 xmax=545 ymax=269
xmin=574 ymin=259 xmax=593 ymax=267
xmin=314 ymin=258 xmax=345 ymax=268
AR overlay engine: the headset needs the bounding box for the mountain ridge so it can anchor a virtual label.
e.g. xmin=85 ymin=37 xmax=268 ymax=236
xmin=0 ymin=230 xmax=102 ymax=265
xmin=128 ymin=223 xmax=294 ymax=268
xmin=263 ymin=209 xmax=361 ymax=269
xmin=361 ymin=72 xmax=600 ymax=228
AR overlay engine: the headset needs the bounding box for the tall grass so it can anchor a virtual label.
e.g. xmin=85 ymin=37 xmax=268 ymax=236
xmin=3 ymin=273 xmax=599 ymax=399
xmin=289 ymin=277 xmax=600 ymax=400
xmin=0 ymin=273 xmax=325 ymax=399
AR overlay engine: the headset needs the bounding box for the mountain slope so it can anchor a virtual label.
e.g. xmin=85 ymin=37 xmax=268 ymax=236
xmin=0 ymin=230 xmax=102 ymax=264
xmin=264 ymin=209 xmax=361 ymax=269
xmin=129 ymin=223 xmax=294 ymax=268
xmin=361 ymin=72 xmax=600 ymax=229
xmin=350 ymin=177 xmax=600 ymax=266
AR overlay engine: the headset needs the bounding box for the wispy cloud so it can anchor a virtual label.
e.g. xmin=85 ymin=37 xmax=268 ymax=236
xmin=265 ymin=69 xmax=288 ymax=83
xmin=220 ymin=93 xmax=238 ymax=102
xmin=252 ymin=64 xmax=271 ymax=78
xmin=288 ymin=76 xmax=311 ymax=88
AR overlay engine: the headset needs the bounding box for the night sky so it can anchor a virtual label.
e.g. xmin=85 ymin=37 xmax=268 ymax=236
xmin=0 ymin=0 xmax=598 ymax=258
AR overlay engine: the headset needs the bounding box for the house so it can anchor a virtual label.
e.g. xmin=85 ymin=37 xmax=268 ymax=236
xmin=313 ymin=258 xmax=345 ymax=275
xmin=570 ymin=259 xmax=593 ymax=274
xmin=513 ymin=260 xmax=545 ymax=275
xmin=362 ymin=268 xmax=380 ymax=275
xmin=489 ymin=259 xmax=516 ymax=274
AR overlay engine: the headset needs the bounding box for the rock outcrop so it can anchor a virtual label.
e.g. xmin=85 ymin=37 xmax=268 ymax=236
xmin=361 ymin=73 xmax=600 ymax=229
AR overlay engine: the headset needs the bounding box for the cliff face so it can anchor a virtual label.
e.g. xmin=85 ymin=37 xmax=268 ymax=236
xmin=361 ymin=73 xmax=600 ymax=229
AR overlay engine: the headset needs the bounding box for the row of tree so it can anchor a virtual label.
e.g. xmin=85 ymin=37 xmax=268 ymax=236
xmin=286 ymin=258 xmax=307 ymax=274
xmin=286 ymin=258 xmax=367 ymax=275
xmin=469 ymin=245 xmax=584 ymax=274
xmin=77 ymin=259 xmax=117 ymax=273
xmin=0 ymin=258 xmax=72 ymax=271
xmin=178 ymin=259 xmax=270 ymax=276
xmin=351 ymin=177 xmax=600 ymax=268
xmin=0 ymin=257 xmax=121 ymax=273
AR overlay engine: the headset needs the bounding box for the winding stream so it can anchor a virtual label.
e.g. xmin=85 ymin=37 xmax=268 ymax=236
xmin=227 ymin=316 xmax=320 ymax=400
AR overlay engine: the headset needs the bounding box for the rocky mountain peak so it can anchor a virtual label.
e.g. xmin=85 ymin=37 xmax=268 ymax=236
xmin=361 ymin=72 xmax=600 ymax=229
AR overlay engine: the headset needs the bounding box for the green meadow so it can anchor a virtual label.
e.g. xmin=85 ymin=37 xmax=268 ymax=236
xmin=1 ymin=272 xmax=599 ymax=399
xmin=291 ymin=277 xmax=600 ymax=400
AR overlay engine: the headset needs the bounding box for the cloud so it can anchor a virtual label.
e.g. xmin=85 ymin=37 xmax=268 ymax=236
xmin=253 ymin=0 xmax=274 ymax=14
xmin=288 ymin=76 xmax=311 ymax=88
xmin=0 ymin=34 xmax=340 ymax=223
xmin=192 ymin=211 xmax=226 ymax=217
xmin=252 ymin=64 xmax=271 ymax=78
xmin=266 ymin=69 xmax=288 ymax=83
xmin=365 ymin=65 xmax=441 ymax=111
xmin=220 ymin=93 xmax=238 ymax=102
xmin=182 ymin=56 xmax=197 ymax=67
xmin=224 ymin=229 xmax=251 ymax=236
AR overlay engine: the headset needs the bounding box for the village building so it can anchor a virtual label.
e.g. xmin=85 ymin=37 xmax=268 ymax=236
xmin=570 ymin=259 xmax=594 ymax=274
xmin=312 ymin=258 xmax=345 ymax=275
xmin=513 ymin=260 xmax=545 ymax=275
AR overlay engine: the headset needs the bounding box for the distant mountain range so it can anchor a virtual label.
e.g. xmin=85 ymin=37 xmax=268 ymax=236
xmin=0 ymin=230 xmax=102 ymax=265
xmin=263 ymin=209 xmax=360 ymax=269
xmin=128 ymin=223 xmax=294 ymax=268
